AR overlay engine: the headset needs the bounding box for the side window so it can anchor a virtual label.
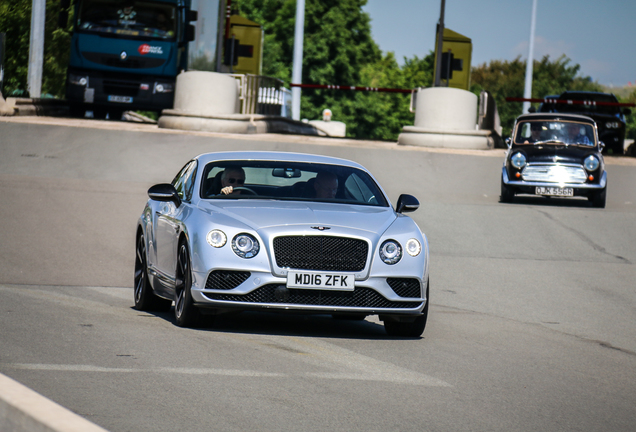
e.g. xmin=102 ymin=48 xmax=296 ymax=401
xmin=172 ymin=161 xmax=198 ymax=202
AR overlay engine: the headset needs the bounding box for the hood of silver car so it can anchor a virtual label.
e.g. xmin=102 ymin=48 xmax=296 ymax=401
xmin=198 ymin=200 xmax=397 ymax=234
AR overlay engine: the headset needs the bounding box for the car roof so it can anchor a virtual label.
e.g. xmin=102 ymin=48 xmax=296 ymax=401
xmin=193 ymin=151 xmax=367 ymax=170
xmin=559 ymin=91 xmax=617 ymax=100
xmin=516 ymin=112 xmax=597 ymax=125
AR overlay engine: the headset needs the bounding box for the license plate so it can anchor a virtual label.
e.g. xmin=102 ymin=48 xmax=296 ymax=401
xmin=108 ymin=95 xmax=133 ymax=103
xmin=287 ymin=271 xmax=355 ymax=291
xmin=536 ymin=186 xmax=573 ymax=197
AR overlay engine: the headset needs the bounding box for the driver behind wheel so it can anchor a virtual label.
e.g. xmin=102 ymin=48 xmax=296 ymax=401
xmin=220 ymin=167 xmax=246 ymax=195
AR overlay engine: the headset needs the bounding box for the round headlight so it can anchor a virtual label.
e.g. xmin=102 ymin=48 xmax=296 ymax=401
xmin=155 ymin=84 xmax=164 ymax=93
xmin=207 ymin=230 xmax=227 ymax=248
xmin=79 ymin=77 xmax=87 ymax=86
xmin=232 ymin=233 xmax=259 ymax=258
xmin=379 ymin=240 xmax=402 ymax=265
xmin=584 ymin=155 xmax=600 ymax=171
xmin=510 ymin=152 xmax=527 ymax=169
xmin=405 ymin=238 xmax=421 ymax=257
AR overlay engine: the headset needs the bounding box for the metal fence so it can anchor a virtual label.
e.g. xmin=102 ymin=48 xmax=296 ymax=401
xmin=231 ymin=74 xmax=291 ymax=118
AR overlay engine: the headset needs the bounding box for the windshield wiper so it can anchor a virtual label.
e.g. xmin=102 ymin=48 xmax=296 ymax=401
xmin=533 ymin=139 xmax=566 ymax=146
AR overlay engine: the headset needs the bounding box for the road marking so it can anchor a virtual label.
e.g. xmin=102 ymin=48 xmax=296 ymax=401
xmin=8 ymin=362 xmax=450 ymax=386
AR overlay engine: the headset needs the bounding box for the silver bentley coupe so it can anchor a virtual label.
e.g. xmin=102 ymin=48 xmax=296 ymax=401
xmin=134 ymin=151 xmax=429 ymax=337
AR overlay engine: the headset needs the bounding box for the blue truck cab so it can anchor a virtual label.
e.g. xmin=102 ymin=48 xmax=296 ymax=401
xmin=64 ymin=0 xmax=196 ymax=117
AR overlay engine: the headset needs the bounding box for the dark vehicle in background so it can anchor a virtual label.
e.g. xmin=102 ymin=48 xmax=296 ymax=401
xmin=501 ymin=113 xmax=607 ymax=208
xmin=538 ymin=91 xmax=631 ymax=154
xmin=60 ymin=0 xmax=197 ymax=118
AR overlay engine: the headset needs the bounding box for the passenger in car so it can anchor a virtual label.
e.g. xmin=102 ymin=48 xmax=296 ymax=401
xmin=565 ymin=123 xmax=590 ymax=145
xmin=313 ymin=172 xmax=339 ymax=199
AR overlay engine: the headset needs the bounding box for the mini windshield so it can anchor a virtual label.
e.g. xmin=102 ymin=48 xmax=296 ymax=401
xmin=200 ymin=161 xmax=389 ymax=207
xmin=515 ymin=120 xmax=596 ymax=146
xmin=77 ymin=0 xmax=176 ymax=40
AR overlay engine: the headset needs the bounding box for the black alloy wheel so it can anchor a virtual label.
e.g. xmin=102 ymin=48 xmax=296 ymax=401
xmin=134 ymin=233 xmax=172 ymax=311
xmin=383 ymin=280 xmax=429 ymax=337
xmin=174 ymin=240 xmax=203 ymax=327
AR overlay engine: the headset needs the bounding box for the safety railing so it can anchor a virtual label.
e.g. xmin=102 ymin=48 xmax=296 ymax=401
xmin=230 ymin=74 xmax=291 ymax=118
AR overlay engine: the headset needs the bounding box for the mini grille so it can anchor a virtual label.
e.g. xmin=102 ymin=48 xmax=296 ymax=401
xmin=522 ymin=164 xmax=587 ymax=184
xmin=273 ymin=236 xmax=368 ymax=271
xmin=387 ymin=278 xmax=421 ymax=298
xmin=205 ymin=271 xmax=250 ymax=290
xmin=204 ymin=284 xmax=421 ymax=309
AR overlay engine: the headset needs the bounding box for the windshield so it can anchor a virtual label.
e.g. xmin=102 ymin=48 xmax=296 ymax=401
xmin=199 ymin=161 xmax=389 ymax=207
xmin=515 ymin=120 xmax=596 ymax=146
xmin=77 ymin=0 xmax=177 ymax=40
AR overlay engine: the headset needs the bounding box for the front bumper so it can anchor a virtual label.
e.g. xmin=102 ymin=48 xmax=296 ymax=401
xmin=502 ymin=166 xmax=606 ymax=190
xmin=190 ymin=270 xmax=427 ymax=316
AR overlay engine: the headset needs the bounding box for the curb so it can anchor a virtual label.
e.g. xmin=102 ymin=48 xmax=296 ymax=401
xmin=0 ymin=373 xmax=109 ymax=432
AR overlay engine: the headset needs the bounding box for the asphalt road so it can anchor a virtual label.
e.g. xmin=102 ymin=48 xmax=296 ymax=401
xmin=1 ymin=117 xmax=635 ymax=432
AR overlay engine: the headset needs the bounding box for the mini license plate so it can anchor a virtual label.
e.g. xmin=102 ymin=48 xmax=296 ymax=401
xmin=536 ymin=186 xmax=574 ymax=197
xmin=287 ymin=271 xmax=355 ymax=291
xmin=108 ymin=95 xmax=133 ymax=103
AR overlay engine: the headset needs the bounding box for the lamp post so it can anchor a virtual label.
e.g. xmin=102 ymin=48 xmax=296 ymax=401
xmin=28 ymin=0 xmax=45 ymax=98
xmin=522 ymin=0 xmax=538 ymax=113
xmin=291 ymin=0 xmax=305 ymax=121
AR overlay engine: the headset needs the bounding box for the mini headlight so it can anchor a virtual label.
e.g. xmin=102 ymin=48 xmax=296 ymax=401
xmin=584 ymin=155 xmax=600 ymax=171
xmin=232 ymin=233 xmax=259 ymax=258
xmin=405 ymin=238 xmax=421 ymax=257
xmin=510 ymin=152 xmax=527 ymax=169
xmin=206 ymin=229 xmax=227 ymax=248
xmin=379 ymin=240 xmax=402 ymax=265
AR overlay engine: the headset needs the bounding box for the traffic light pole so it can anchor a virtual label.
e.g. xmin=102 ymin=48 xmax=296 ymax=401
xmin=28 ymin=0 xmax=45 ymax=98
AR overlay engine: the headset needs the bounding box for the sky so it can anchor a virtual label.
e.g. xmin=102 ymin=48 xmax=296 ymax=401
xmin=362 ymin=0 xmax=636 ymax=87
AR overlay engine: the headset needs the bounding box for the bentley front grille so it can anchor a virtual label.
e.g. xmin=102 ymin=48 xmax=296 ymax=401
xmin=205 ymin=270 xmax=251 ymax=290
xmin=273 ymin=236 xmax=368 ymax=272
xmin=204 ymin=285 xmax=422 ymax=309
xmin=522 ymin=164 xmax=587 ymax=184
xmin=387 ymin=278 xmax=421 ymax=298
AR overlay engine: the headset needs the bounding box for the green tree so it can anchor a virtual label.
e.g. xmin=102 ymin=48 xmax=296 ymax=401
xmin=236 ymin=0 xmax=432 ymax=140
xmin=471 ymin=55 xmax=602 ymax=137
xmin=0 ymin=0 xmax=71 ymax=98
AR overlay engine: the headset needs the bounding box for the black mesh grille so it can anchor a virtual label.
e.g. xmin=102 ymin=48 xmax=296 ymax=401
xmin=204 ymin=284 xmax=421 ymax=309
xmin=387 ymin=278 xmax=421 ymax=298
xmin=205 ymin=271 xmax=250 ymax=290
xmin=273 ymin=236 xmax=368 ymax=271
xmin=82 ymin=52 xmax=166 ymax=69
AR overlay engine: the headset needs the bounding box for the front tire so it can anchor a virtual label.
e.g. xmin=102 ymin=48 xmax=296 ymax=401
xmin=589 ymin=187 xmax=607 ymax=208
xmin=500 ymin=178 xmax=515 ymax=203
xmin=134 ymin=233 xmax=172 ymax=311
xmin=174 ymin=240 xmax=203 ymax=327
xmin=384 ymin=281 xmax=429 ymax=337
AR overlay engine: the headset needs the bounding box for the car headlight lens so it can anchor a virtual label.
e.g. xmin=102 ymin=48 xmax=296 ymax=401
xmin=206 ymin=229 xmax=227 ymax=248
xmin=379 ymin=240 xmax=402 ymax=265
xmin=605 ymin=121 xmax=620 ymax=129
xmin=154 ymin=82 xmax=174 ymax=93
xmin=584 ymin=155 xmax=600 ymax=171
xmin=232 ymin=233 xmax=259 ymax=258
xmin=510 ymin=152 xmax=527 ymax=169
xmin=69 ymin=74 xmax=88 ymax=86
xmin=405 ymin=238 xmax=421 ymax=257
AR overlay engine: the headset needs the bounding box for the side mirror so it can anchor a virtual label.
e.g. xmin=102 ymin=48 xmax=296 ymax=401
xmin=187 ymin=10 xmax=198 ymax=22
xmin=623 ymin=108 xmax=631 ymax=116
xmin=505 ymin=137 xmax=512 ymax=148
xmin=185 ymin=24 xmax=195 ymax=42
xmin=598 ymin=141 xmax=605 ymax=152
xmin=528 ymin=106 xmax=536 ymax=113
xmin=58 ymin=10 xmax=69 ymax=28
xmin=148 ymin=183 xmax=181 ymax=207
xmin=396 ymin=194 xmax=419 ymax=214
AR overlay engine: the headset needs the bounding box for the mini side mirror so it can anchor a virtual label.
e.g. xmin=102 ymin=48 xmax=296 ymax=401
xmin=528 ymin=106 xmax=536 ymax=113
xmin=505 ymin=137 xmax=512 ymax=148
xmin=148 ymin=183 xmax=181 ymax=207
xmin=623 ymin=108 xmax=631 ymax=116
xmin=396 ymin=194 xmax=419 ymax=214
xmin=598 ymin=141 xmax=605 ymax=152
